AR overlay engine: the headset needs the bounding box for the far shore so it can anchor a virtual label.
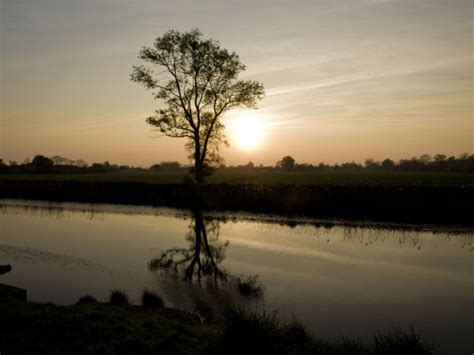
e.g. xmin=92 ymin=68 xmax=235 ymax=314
xmin=1 ymin=172 xmax=473 ymax=225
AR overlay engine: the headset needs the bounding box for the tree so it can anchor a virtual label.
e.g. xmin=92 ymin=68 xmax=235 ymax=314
xmin=434 ymin=154 xmax=446 ymax=162
xmin=280 ymin=156 xmax=295 ymax=171
xmin=131 ymin=29 xmax=265 ymax=182
xmin=381 ymin=158 xmax=395 ymax=170
xmin=0 ymin=159 xmax=7 ymax=173
xmin=420 ymin=154 xmax=432 ymax=165
xmin=31 ymin=155 xmax=53 ymax=172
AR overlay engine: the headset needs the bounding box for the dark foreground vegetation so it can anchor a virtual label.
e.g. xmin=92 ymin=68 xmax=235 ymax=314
xmin=0 ymin=297 xmax=435 ymax=354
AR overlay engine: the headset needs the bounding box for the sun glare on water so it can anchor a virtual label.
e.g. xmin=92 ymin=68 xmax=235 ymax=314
xmin=229 ymin=111 xmax=265 ymax=151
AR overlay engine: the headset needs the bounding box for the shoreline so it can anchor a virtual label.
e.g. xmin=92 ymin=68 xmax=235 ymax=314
xmin=0 ymin=297 xmax=437 ymax=354
xmin=1 ymin=178 xmax=473 ymax=225
xmin=1 ymin=197 xmax=473 ymax=235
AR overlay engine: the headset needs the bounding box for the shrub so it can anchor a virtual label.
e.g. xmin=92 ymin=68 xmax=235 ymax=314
xmin=109 ymin=290 xmax=130 ymax=305
xmin=76 ymin=294 xmax=97 ymax=305
xmin=141 ymin=290 xmax=164 ymax=308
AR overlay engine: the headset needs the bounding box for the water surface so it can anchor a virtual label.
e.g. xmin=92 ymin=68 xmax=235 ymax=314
xmin=0 ymin=199 xmax=472 ymax=354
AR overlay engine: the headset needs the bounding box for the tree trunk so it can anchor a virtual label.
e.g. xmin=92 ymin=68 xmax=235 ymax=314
xmin=194 ymin=160 xmax=204 ymax=183
xmin=194 ymin=139 xmax=204 ymax=183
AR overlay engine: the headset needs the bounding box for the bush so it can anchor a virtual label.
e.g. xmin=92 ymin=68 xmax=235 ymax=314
xmin=220 ymin=308 xmax=316 ymax=354
xmin=76 ymin=294 xmax=97 ymax=305
xmin=141 ymin=290 xmax=164 ymax=308
xmin=109 ymin=290 xmax=130 ymax=305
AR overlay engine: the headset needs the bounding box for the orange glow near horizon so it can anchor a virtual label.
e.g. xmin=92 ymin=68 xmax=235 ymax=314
xmin=1 ymin=0 xmax=472 ymax=166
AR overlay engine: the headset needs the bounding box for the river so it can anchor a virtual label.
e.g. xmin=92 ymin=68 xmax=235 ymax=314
xmin=0 ymin=199 xmax=472 ymax=354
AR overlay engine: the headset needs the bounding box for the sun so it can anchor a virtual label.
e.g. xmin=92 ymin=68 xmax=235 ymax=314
xmin=228 ymin=111 xmax=265 ymax=150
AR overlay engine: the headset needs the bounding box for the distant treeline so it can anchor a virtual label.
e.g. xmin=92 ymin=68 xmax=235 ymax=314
xmin=1 ymin=153 xmax=473 ymax=174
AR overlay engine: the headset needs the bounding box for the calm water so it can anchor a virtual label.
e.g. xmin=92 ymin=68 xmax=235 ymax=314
xmin=0 ymin=199 xmax=472 ymax=354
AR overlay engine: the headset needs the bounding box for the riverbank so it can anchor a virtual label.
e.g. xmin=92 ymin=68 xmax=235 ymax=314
xmin=0 ymin=297 xmax=435 ymax=354
xmin=1 ymin=175 xmax=473 ymax=224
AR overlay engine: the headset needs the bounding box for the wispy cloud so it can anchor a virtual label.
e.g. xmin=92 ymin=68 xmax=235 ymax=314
xmin=2 ymin=0 xmax=472 ymax=164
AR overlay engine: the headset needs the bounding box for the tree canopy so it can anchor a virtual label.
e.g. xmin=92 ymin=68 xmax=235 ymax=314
xmin=279 ymin=156 xmax=295 ymax=171
xmin=131 ymin=29 xmax=265 ymax=182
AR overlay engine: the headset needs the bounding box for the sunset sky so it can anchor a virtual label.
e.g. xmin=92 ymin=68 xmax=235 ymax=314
xmin=1 ymin=0 xmax=472 ymax=166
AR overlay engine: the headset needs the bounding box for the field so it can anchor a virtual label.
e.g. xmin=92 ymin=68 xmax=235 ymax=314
xmin=1 ymin=170 xmax=473 ymax=186
xmin=1 ymin=171 xmax=473 ymax=225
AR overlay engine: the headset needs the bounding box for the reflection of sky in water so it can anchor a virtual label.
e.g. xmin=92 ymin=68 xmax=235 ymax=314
xmin=0 ymin=199 xmax=472 ymax=354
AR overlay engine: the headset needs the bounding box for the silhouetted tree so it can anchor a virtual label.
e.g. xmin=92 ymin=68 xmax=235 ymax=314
xmin=434 ymin=154 xmax=446 ymax=162
xmin=280 ymin=156 xmax=295 ymax=171
xmin=420 ymin=154 xmax=432 ymax=165
xmin=381 ymin=158 xmax=395 ymax=170
xmin=31 ymin=155 xmax=53 ymax=172
xmin=50 ymin=155 xmax=74 ymax=166
xmin=364 ymin=158 xmax=380 ymax=170
xmin=88 ymin=163 xmax=108 ymax=173
xmin=131 ymin=29 xmax=265 ymax=183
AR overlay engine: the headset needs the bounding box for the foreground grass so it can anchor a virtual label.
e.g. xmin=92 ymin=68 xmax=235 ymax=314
xmin=1 ymin=171 xmax=473 ymax=186
xmin=0 ymin=298 xmax=216 ymax=354
xmin=0 ymin=298 xmax=435 ymax=354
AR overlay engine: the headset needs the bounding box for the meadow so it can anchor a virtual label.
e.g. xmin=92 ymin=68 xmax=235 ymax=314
xmin=1 ymin=171 xmax=472 ymax=225
xmin=1 ymin=170 xmax=473 ymax=186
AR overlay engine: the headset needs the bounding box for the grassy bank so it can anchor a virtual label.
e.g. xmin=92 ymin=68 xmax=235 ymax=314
xmin=1 ymin=171 xmax=473 ymax=186
xmin=1 ymin=172 xmax=473 ymax=224
xmin=0 ymin=298 xmax=435 ymax=354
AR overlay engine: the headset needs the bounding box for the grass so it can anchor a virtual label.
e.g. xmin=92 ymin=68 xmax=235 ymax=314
xmin=1 ymin=171 xmax=472 ymax=224
xmin=0 ymin=298 xmax=436 ymax=354
xmin=372 ymin=324 xmax=435 ymax=355
xmin=219 ymin=308 xmax=317 ymax=354
xmin=1 ymin=170 xmax=473 ymax=186
xmin=0 ymin=297 xmax=215 ymax=354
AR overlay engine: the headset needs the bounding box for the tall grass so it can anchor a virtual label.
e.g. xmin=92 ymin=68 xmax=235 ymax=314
xmin=372 ymin=323 xmax=435 ymax=354
xmin=219 ymin=308 xmax=435 ymax=355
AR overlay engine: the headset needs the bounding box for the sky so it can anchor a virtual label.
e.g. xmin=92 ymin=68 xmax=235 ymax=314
xmin=1 ymin=0 xmax=472 ymax=166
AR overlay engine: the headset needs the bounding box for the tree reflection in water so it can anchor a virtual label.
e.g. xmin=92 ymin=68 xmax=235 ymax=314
xmin=149 ymin=212 xmax=264 ymax=320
